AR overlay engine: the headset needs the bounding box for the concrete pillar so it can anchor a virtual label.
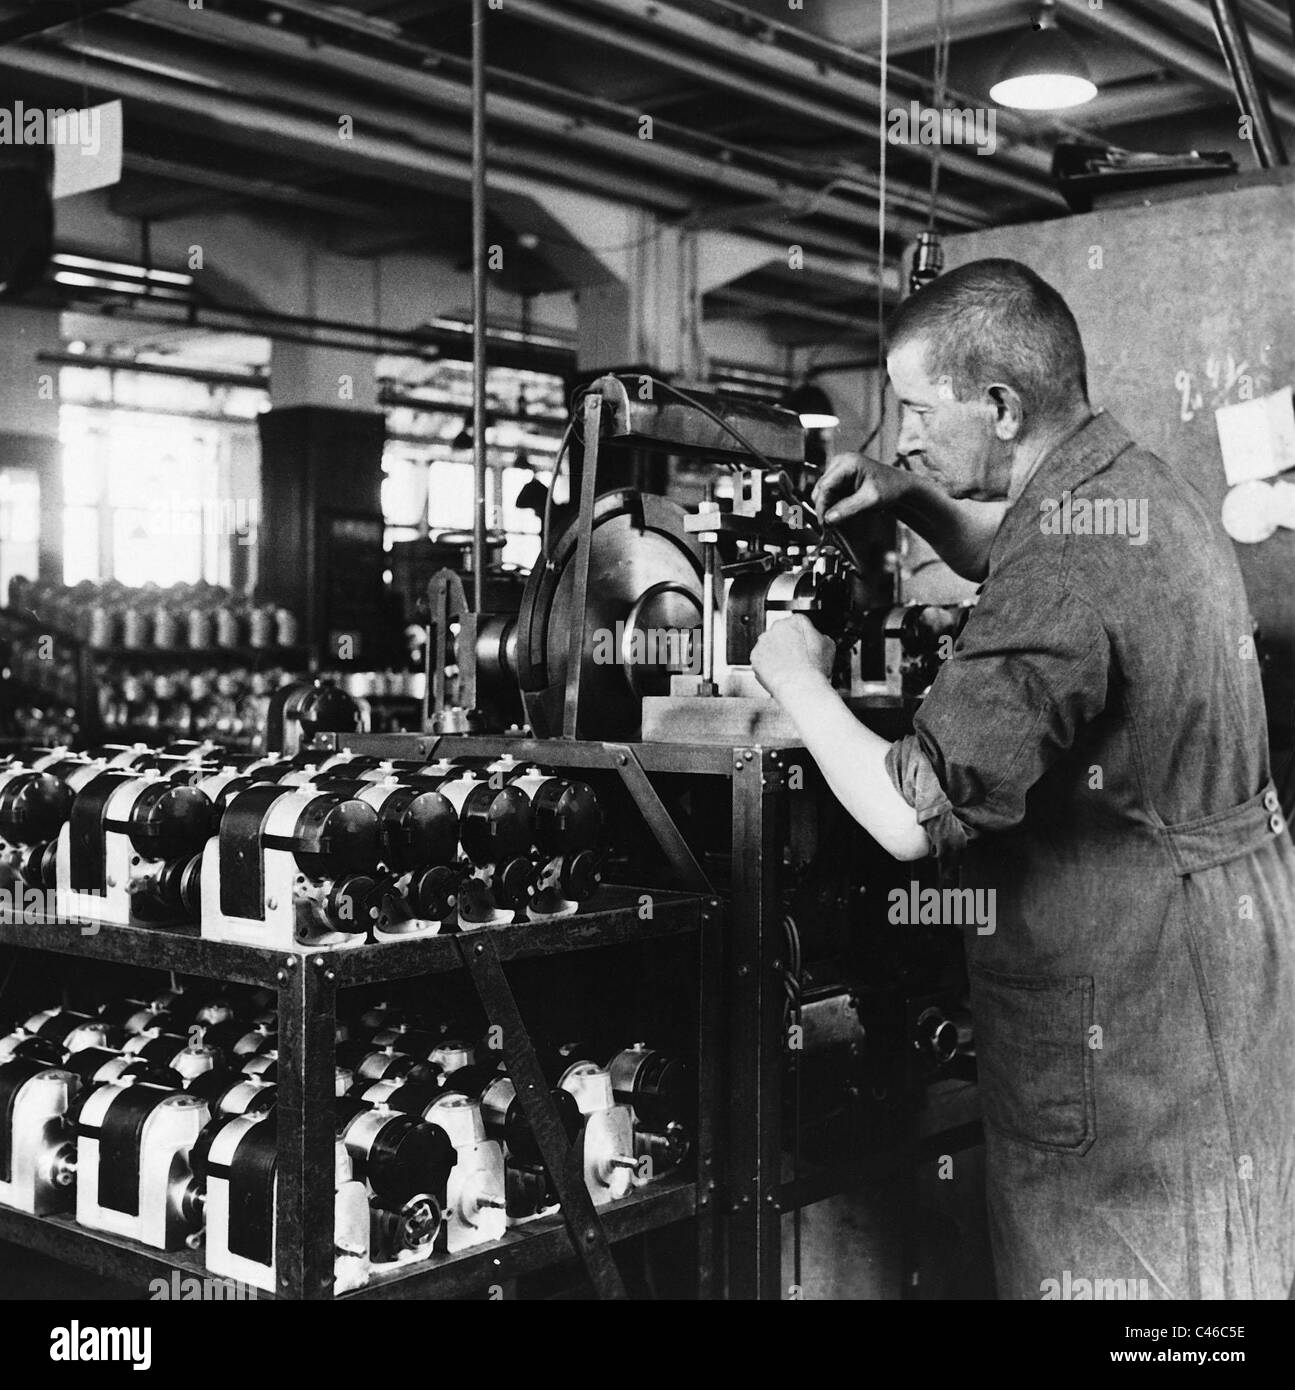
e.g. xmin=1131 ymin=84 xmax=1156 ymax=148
xmin=0 ymin=303 xmax=63 ymax=583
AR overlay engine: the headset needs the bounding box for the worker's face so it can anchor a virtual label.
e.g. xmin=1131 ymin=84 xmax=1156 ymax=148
xmin=887 ymin=339 xmax=1015 ymax=501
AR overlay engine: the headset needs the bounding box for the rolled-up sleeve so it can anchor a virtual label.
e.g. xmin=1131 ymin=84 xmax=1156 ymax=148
xmin=885 ymin=572 xmax=1111 ymax=862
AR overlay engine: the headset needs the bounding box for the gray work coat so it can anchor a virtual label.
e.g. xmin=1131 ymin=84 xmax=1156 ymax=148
xmin=887 ymin=411 xmax=1295 ymax=1300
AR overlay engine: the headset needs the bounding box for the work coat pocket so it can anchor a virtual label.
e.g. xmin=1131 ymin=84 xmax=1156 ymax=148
xmin=971 ymin=964 xmax=1096 ymax=1154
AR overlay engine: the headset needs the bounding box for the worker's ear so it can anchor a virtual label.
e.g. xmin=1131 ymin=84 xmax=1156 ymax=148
xmin=985 ymin=383 xmax=1023 ymax=442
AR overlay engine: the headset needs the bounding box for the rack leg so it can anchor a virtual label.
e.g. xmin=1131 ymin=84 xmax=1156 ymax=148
xmin=276 ymin=955 xmax=338 ymax=1300
xmin=695 ymin=898 xmax=723 ymax=1298
xmin=726 ymin=749 xmax=784 ymax=1300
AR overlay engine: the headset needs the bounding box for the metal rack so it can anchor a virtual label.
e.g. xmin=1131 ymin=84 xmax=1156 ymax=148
xmin=0 ymin=884 xmax=718 ymax=1300
xmin=317 ymin=730 xmax=810 ymax=1300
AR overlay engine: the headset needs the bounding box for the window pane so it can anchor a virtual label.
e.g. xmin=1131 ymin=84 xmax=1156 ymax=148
xmin=63 ymin=506 xmax=100 ymax=585
xmin=0 ymin=469 xmax=40 ymax=600
xmin=427 ymin=461 xmax=474 ymax=532
xmin=502 ymin=533 xmax=541 ymax=570
xmin=502 ymin=466 xmax=542 ymax=535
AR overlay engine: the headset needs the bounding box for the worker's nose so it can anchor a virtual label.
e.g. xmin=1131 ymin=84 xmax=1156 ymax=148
xmin=896 ymin=413 xmax=924 ymax=460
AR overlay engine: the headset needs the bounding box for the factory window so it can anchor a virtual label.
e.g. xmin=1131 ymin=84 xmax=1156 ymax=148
xmin=0 ymin=468 xmax=40 ymax=602
xmin=379 ymin=356 xmax=564 ymax=575
xmin=58 ymin=365 xmax=263 ymax=589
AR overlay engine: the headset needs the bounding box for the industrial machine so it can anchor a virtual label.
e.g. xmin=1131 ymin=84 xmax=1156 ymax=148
xmin=198 ymin=781 xmax=383 ymax=950
xmin=0 ymin=1058 xmax=78 ymax=1215
xmin=74 ymin=1078 xmax=209 ymax=1250
xmin=328 ymin=373 xmax=977 ymax=1296
xmin=199 ymin=1111 xmax=372 ymax=1296
xmin=53 ymin=768 xmax=213 ymax=926
xmin=0 ymin=378 xmax=974 ymax=1301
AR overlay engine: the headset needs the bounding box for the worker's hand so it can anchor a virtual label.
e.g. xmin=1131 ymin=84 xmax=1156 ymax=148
xmin=813 ymin=452 xmax=912 ymax=525
xmin=751 ymin=615 xmax=836 ymax=702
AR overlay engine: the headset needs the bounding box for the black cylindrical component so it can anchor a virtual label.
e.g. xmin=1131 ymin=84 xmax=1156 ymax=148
xmin=292 ymin=795 xmax=379 ymax=879
xmin=458 ymin=783 xmax=531 ymax=866
xmin=125 ymin=782 xmax=213 ymax=863
xmin=0 ymin=771 xmax=73 ymax=847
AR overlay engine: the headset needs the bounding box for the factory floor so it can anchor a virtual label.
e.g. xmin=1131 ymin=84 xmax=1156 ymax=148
xmin=781 ymin=1079 xmax=994 ymax=1300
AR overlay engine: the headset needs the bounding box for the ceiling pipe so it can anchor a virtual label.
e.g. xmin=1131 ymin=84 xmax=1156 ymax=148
xmin=471 ymin=0 xmax=488 ymax=613
xmin=0 ymin=43 xmax=897 ymax=284
xmin=501 ymin=0 xmax=1063 ymax=206
xmin=189 ymin=0 xmax=976 ymax=222
xmin=1138 ymin=0 xmax=1295 ymax=95
xmin=55 ymin=17 xmax=937 ymax=242
xmin=1208 ymin=0 xmax=1288 ymax=165
xmin=1058 ymin=0 xmax=1295 ymax=134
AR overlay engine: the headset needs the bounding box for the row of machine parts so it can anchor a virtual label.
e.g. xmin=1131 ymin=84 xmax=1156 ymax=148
xmin=0 ymin=738 xmax=605 ymax=949
xmin=0 ymin=983 xmax=692 ymax=1294
xmin=8 ymin=578 xmax=300 ymax=653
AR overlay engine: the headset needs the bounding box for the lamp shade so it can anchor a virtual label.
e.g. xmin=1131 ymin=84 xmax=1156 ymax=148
xmin=990 ymin=22 xmax=1097 ymax=110
xmin=784 ymin=382 xmax=840 ymax=430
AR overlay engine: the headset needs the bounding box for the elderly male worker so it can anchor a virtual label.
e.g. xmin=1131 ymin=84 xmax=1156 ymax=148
xmin=751 ymin=258 xmax=1295 ymax=1300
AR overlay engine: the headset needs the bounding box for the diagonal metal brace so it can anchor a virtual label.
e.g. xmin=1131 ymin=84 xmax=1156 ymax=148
xmin=605 ymin=743 xmax=713 ymax=894
xmin=455 ymin=930 xmax=628 ymax=1299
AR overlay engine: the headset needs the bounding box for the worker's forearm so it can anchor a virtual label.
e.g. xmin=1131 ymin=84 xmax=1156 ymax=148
xmin=888 ymin=482 xmax=1004 ymax=582
xmin=771 ymin=672 xmax=931 ymax=861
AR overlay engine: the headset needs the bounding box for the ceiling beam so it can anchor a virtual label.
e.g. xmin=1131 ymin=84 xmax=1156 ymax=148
xmin=501 ymin=0 xmax=1063 ymax=205
xmin=0 ymin=40 xmax=898 ymax=293
xmin=1077 ymin=78 xmax=1227 ymax=130
xmin=1057 ymin=0 xmax=1295 ymax=138
xmin=759 ymin=0 xmax=1025 ymax=56
xmin=1137 ymin=0 xmax=1295 ymax=93
xmin=0 ymin=0 xmax=138 ymax=44
xmin=114 ymin=0 xmax=984 ymax=235
xmin=113 ymin=152 xmax=413 ymax=225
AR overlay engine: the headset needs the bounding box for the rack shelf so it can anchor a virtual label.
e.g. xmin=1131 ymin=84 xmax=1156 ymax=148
xmin=0 ymin=885 xmax=716 ymax=1300
xmin=0 ymin=887 xmax=707 ymax=990
xmin=0 ymin=1175 xmax=697 ymax=1302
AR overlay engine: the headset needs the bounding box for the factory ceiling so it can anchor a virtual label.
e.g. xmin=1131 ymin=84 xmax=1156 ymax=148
xmin=0 ymin=0 xmax=1290 ymax=353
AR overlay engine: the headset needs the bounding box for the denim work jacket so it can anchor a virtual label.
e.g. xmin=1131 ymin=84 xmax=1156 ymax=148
xmin=887 ymin=411 xmax=1295 ymax=1300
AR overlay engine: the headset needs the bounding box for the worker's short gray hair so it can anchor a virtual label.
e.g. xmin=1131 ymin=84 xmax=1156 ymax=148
xmin=888 ymin=258 xmax=1090 ymax=427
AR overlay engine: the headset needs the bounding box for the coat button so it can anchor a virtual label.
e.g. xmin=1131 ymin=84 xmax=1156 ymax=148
xmin=1270 ymin=813 xmax=1285 ymax=835
xmin=1264 ymin=790 xmax=1281 ymax=813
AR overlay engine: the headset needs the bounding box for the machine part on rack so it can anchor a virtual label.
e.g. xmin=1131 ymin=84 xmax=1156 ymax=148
xmin=337 ymin=1099 xmax=455 ymax=1264
xmin=75 ymin=1081 xmax=209 ymax=1250
xmin=607 ymin=1044 xmax=694 ymax=1178
xmin=0 ymin=769 xmax=73 ymax=869
xmin=53 ymin=771 xmax=214 ymax=927
xmin=423 ymin=1092 xmax=508 ymax=1252
xmin=0 ymin=1061 xmax=79 ymax=1215
xmin=24 ymin=1010 xmax=120 ymax=1055
xmin=189 ymin=1071 xmax=278 ymax=1118
xmin=369 ymin=1191 xmax=443 ymax=1265
xmin=515 ymin=490 xmax=704 ymax=740
xmin=554 ymin=1059 xmax=638 ymax=1205
xmin=199 ymin=783 xmax=382 ymax=950
xmin=65 ymin=1047 xmax=149 ymax=1090
xmin=203 ymin=1113 xmax=372 ymax=1296
xmin=265 ymin=679 xmax=364 ymax=756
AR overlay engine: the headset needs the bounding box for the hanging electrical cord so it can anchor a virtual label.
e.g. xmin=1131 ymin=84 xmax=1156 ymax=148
xmin=928 ymin=0 xmax=952 ymax=234
xmin=874 ymin=0 xmax=890 ymax=450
